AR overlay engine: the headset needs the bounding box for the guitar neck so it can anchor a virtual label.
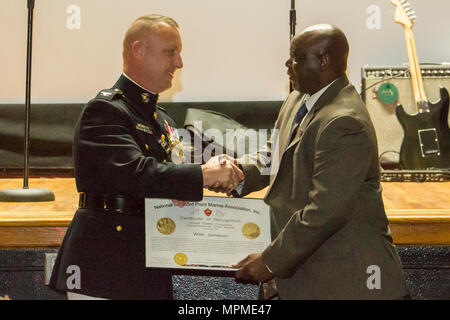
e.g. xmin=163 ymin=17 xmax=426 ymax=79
xmin=402 ymin=26 xmax=429 ymax=111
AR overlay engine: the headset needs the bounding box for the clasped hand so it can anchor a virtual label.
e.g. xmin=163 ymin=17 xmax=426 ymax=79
xmin=172 ymin=155 xmax=244 ymax=207
xmin=201 ymin=154 xmax=244 ymax=193
xmin=204 ymin=154 xmax=243 ymax=194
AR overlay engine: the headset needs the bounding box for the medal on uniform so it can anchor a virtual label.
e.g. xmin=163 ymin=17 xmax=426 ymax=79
xmin=163 ymin=120 xmax=184 ymax=164
xmin=159 ymin=134 xmax=169 ymax=152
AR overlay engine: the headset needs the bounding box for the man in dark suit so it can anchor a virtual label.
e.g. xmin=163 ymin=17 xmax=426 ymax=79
xmin=223 ymin=24 xmax=408 ymax=299
xmin=49 ymin=14 xmax=242 ymax=300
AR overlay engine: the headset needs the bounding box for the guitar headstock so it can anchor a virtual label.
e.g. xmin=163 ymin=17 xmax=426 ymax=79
xmin=390 ymin=0 xmax=417 ymax=28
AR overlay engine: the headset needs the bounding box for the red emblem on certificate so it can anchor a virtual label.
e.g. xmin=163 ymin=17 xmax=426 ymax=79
xmin=204 ymin=208 xmax=212 ymax=216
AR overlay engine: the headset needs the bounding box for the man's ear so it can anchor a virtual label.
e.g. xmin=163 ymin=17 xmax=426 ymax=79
xmin=320 ymin=53 xmax=330 ymax=68
xmin=131 ymin=40 xmax=145 ymax=59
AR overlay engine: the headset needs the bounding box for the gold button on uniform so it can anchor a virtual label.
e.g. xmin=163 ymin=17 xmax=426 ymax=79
xmin=153 ymin=112 xmax=158 ymax=120
xmin=116 ymin=225 xmax=123 ymax=232
xmin=145 ymin=144 xmax=149 ymax=150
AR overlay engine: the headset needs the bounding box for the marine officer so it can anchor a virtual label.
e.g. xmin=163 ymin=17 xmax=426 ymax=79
xmin=49 ymin=14 xmax=243 ymax=300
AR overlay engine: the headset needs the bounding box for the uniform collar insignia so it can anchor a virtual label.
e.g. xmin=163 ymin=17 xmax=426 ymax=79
xmin=141 ymin=92 xmax=150 ymax=103
xmin=113 ymin=74 xmax=159 ymax=110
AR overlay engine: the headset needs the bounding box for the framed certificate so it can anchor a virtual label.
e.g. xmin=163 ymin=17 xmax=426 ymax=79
xmin=145 ymin=196 xmax=271 ymax=275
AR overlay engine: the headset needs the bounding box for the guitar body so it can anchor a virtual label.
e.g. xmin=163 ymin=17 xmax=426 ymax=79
xmin=396 ymin=87 xmax=450 ymax=169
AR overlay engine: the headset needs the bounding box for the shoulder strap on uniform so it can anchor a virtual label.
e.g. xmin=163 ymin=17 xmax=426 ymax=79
xmin=95 ymin=88 xmax=124 ymax=101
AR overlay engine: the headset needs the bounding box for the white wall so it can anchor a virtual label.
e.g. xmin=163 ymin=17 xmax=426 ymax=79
xmin=1 ymin=0 xmax=449 ymax=103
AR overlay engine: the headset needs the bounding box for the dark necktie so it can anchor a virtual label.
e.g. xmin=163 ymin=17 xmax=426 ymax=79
xmin=289 ymin=101 xmax=308 ymax=143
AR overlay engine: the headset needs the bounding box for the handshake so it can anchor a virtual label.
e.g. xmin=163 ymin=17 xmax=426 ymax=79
xmin=201 ymin=154 xmax=244 ymax=193
xmin=172 ymin=155 xmax=243 ymax=208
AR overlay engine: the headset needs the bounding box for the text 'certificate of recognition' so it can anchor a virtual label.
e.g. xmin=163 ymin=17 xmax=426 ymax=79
xmin=145 ymin=196 xmax=271 ymax=272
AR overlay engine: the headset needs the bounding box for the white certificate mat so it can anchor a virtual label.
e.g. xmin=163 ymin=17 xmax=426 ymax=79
xmin=145 ymin=196 xmax=271 ymax=272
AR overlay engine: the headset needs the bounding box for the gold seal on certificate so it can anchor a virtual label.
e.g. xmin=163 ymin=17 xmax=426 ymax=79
xmin=156 ymin=217 xmax=176 ymax=235
xmin=174 ymin=253 xmax=188 ymax=266
xmin=242 ymin=222 xmax=261 ymax=239
xmin=145 ymin=196 xmax=271 ymax=273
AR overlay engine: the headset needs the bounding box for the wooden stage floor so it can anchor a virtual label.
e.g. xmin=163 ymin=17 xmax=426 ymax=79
xmin=0 ymin=178 xmax=449 ymax=247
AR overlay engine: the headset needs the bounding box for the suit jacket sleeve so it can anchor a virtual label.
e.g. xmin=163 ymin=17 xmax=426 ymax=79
xmin=236 ymin=136 xmax=273 ymax=196
xmin=75 ymin=100 xmax=203 ymax=201
xmin=235 ymin=91 xmax=304 ymax=197
xmin=262 ymin=115 xmax=371 ymax=278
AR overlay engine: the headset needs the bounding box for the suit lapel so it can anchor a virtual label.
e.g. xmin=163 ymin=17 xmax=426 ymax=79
xmin=285 ymin=75 xmax=349 ymax=152
xmin=265 ymin=75 xmax=350 ymax=202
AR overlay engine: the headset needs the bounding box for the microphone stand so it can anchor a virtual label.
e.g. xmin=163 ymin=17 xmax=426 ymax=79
xmin=289 ymin=0 xmax=297 ymax=92
xmin=290 ymin=0 xmax=297 ymax=42
xmin=0 ymin=0 xmax=55 ymax=202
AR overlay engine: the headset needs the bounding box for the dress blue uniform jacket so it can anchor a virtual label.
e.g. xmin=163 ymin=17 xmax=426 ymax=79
xmin=49 ymin=75 xmax=203 ymax=299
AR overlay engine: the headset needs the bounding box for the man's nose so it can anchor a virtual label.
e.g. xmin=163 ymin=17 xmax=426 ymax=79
xmin=285 ymin=58 xmax=292 ymax=68
xmin=175 ymin=53 xmax=183 ymax=69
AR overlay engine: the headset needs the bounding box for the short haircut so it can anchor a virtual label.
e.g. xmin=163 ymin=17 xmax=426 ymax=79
xmin=123 ymin=14 xmax=179 ymax=56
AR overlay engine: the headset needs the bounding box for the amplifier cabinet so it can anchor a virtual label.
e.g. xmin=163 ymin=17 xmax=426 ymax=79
xmin=361 ymin=65 xmax=450 ymax=164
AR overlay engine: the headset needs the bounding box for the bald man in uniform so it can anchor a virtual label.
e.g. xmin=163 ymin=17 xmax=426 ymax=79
xmin=230 ymin=24 xmax=408 ymax=299
xmin=49 ymin=14 xmax=242 ymax=300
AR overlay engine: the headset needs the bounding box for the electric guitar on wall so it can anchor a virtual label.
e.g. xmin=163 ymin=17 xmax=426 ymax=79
xmin=391 ymin=0 xmax=449 ymax=169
